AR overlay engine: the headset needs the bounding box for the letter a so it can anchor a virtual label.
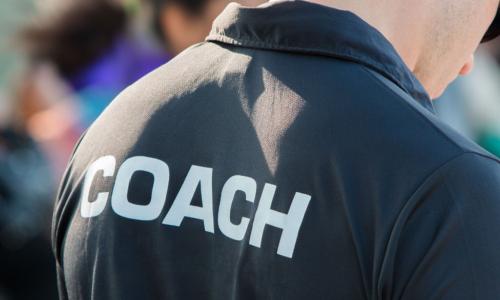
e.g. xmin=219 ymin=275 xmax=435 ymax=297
xmin=163 ymin=165 xmax=215 ymax=233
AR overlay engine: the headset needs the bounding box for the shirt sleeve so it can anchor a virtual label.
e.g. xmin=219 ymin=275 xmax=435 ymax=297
xmin=380 ymin=152 xmax=500 ymax=300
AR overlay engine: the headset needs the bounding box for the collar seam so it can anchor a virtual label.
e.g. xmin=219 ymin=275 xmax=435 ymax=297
xmin=207 ymin=33 xmax=414 ymax=98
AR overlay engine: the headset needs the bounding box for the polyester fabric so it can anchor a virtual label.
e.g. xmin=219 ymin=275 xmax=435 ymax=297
xmin=53 ymin=1 xmax=500 ymax=299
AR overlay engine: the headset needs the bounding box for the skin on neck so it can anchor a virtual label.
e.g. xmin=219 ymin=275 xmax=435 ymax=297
xmin=305 ymin=0 xmax=492 ymax=99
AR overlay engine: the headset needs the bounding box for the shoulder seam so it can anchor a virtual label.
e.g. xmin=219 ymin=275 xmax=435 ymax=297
xmin=376 ymin=150 xmax=492 ymax=295
xmin=360 ymin=66 xmax=499 ymax=164
xmin=466 ymin=151 xmax=500 ymax=165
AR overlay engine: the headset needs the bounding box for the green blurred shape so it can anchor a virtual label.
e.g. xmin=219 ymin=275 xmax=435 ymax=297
xmin=479 ymin=132 xmax=500 ymax=158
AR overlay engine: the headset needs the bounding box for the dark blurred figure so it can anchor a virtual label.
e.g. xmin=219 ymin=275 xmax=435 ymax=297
xmin=0 ymin=127 xmax=56 ymax=300
xmin=148 ymin=0 xmax=265 ymax=55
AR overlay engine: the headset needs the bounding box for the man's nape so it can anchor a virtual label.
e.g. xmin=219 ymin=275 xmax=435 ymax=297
xmin=307 ymin=0 xmax=499 ymax=99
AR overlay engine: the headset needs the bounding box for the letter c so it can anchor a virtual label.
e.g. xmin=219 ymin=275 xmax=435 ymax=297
xmin=80 ymin=155 xmax=116 ymax=218
xmin=218 ymin=175 xmax=257 ymax=241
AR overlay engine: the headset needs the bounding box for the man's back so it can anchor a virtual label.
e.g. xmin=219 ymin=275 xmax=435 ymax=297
xmin=53 ymin=2 xmax=500 ymax=299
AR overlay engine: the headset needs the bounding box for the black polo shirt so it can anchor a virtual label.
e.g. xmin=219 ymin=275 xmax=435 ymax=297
xmin=53 ymin=1 xmax=500 ymax=299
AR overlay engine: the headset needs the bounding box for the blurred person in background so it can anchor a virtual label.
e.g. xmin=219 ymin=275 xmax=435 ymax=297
xmin=147 ymin=0 xmax=265 ymax=55
xmin=17 ymin=0 xmax=169 ymax=178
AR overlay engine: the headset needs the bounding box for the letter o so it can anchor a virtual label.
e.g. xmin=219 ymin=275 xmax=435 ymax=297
xmin=111 ymin=156 xmax=169 ymax=221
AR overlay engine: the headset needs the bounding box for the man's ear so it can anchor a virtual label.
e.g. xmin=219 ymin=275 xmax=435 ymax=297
xmin=459 ymin=54 xmax=475 ymax=76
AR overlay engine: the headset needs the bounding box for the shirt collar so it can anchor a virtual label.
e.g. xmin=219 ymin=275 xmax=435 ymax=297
xmin=206 ymin=0 xmax=434 ymax=113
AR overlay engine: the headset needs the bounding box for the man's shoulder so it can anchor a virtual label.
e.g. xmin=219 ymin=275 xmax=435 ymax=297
xmin=351 ymin=65 xmax=497 ymax=162
xmin=445 ymin=151 xmax=500 ymax=185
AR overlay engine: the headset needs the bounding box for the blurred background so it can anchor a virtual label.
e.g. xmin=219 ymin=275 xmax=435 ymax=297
xmin=0 ymin=0 xmax=498 ymax=299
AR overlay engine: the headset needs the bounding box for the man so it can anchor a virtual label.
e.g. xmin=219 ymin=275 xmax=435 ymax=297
xmin=53 ymin=0 xmax=500 ymax=299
